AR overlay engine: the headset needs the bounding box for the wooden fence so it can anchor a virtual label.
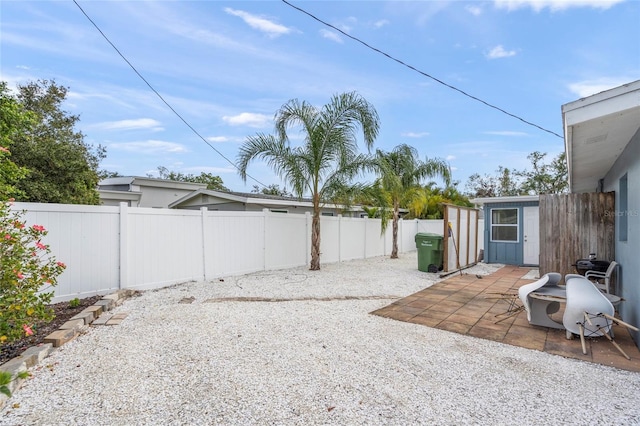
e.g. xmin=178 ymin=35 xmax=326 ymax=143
xmin=539 ymin=192 xmax=615 ymax=281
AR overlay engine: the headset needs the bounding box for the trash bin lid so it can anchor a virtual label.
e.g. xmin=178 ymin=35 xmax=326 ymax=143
xmin=415 ymin=232 xmax=444 ymax=240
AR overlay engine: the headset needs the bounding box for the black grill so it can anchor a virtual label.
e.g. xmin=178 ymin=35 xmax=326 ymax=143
xmin=574 ymin=258 xmax=610 ymax=276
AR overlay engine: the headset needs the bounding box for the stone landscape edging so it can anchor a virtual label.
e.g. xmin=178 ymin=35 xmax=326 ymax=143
xmin=0 ymin=289 xmax=136 ymax=409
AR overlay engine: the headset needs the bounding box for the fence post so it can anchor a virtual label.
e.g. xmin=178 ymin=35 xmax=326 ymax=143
xmin=263 ymin=209 xmax=269 ymax=271
xmin=338 ymin=214 xmax=342 ymax=262
xmin=363 ymin=217 xmax=367 ymax=259
xmin=201 ymin=207 xmax=208 ymax=281
xmin=119 ymin=202 xmax=128 ymax=290
xmin=305 ymin=212 xmax=311 ymax=266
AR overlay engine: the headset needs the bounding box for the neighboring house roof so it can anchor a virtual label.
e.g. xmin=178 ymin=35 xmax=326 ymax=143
xmin=470 ymin=195 xmax=539 ymax=206
xmin=97 ymin=176 xmax=208 ymax=208
xmin=168 ymin=189 xmax=365 ymax=212
xmin=562 ymin=80 xmax=640 ymax=193
xmin=98 ymin=176 xmax=207 ymax=191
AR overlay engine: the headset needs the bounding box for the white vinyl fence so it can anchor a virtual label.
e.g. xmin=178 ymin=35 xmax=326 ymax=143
xmin=12 ymin=203 xmax=482 ymax=302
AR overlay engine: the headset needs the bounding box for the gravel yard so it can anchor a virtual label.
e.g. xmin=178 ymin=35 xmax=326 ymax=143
xmin=2 ymin=252 xmax=640 ymax=425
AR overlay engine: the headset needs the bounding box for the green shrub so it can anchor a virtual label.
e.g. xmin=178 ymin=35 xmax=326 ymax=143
xmin=0 ymin=199 xmax=66 ymax=344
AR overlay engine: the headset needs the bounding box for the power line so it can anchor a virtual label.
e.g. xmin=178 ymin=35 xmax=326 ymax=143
xmin=72 ymin=0 xmax=269 ymax=188
xmin=282 ymin=0 xmax=564 ymax=139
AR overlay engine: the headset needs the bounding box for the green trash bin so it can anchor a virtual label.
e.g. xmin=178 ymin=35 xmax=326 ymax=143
xmin=415 ymin=233 xmax=444 ymax=273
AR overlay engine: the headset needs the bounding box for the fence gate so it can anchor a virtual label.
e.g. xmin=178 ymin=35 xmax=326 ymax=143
xmin=539 ymin=192 xmax=615 ymax=281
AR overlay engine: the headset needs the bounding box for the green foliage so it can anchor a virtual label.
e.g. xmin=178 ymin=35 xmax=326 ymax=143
xmin=371 ymin=144 xmax=451 ymax=258
xmin=409 ymin=182 xmax=472 ymax=219
xmin=465 ymin=166 xmax=522 ymax=198
xmin=517 ymin=151 xmax=568 ymax=194
xmin=0 ymin=83 xmax=31 ymax=199
xmin=0 ymin=199 xmax=66 ymax=344
xmin=0 ymin=370 xmax=29 ymax=397
xmin=6 ymin=79 xmax=104 ymax=205
xmin=68 ymin=297 xmax=80 ymax=308
xmin=238 ymin=91 xmax=380 ymax=270
xmin=251 ymin=184 xmax=292 ymax=197
xmin=464 ymin=151 xmax=567 ymax=197
xmin=154 ymin=166 xmax=228 ymax=191
xmin=361 ymin=205 xmax=381 ymax=218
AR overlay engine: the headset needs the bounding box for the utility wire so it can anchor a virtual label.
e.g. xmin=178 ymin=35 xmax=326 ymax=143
xmin=282 ymin=0 xmax=564 ymax=139
xmin=72 ymin=0 xmax=268 ymax=188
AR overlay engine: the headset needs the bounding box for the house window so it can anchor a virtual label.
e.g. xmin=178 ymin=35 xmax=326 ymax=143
xmin=491 ymin=208 xmax=518 ymax=242
xmin=321 ymin=212 xmax=334 ymax=216
xmin=270 ymin=209 xmax=288 ymax=214
xmin=619 ymin=174 xmax=628 ymax=242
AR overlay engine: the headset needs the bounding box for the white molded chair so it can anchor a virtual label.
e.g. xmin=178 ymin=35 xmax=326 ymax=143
xmin=518 ymin=273 xmax=565 ymax=329
xmin=563 ymin=275 xmax=614 ymax=339
xmin=561 ymin=275 xmax=639 ymax=359
xmin=518 ymin=274 xmax=549 ymax=322
xmin=585 ymin=261 xmax=618 ymax=294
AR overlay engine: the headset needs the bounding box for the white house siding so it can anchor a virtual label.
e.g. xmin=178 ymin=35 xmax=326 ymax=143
xmin=603 ymin=127 xmax=640 ymax=344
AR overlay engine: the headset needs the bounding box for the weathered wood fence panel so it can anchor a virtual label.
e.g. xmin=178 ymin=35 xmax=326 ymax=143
xmin=539 ymin=192 xmax=615 ymax=282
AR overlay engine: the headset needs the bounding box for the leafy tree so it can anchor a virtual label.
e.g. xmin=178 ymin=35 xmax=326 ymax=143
xmin=7 ymin=80 xmax=104 ymax=204
xmin=238 ymin=91 xmax=380 ymax=270
xmin=465 ymin=166 xmax=522 ymax=198
xmin=251 ymin=184 xmax=292 ymax=197
xmin=464 ymin=151 xmax=568 ymax=197
xmin=98 ymin=170 xmax=122 ymax=180
xmin=409 ymin=182 xmax=472 ymax=219
xmin=0 ymin=83 xmax=31 ymax=199
xmin=517 ymin=151 xmax=568 ymax=194
xmin=373 ymin=144 xmax=450 ymax=258
xmin=154 ymin=166 xmax=228 ymax=191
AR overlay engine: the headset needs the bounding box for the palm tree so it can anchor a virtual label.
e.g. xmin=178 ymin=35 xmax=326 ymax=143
xmin=374 ymin=144 xmax=451 ymax=259
xmin=237 ymin=92 xmax=380 ymax=270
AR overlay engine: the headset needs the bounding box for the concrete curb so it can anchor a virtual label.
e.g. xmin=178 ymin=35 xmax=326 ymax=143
xmin=0 ymin=290 xmax=136 ymax=409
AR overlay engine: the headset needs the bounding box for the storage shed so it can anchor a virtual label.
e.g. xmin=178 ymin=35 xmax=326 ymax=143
xmin=471 ymin=195 xmax=540 ymax=266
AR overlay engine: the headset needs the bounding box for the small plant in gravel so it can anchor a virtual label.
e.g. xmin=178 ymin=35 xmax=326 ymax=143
xmin=0 ymin=198 xmax=66 ymax=345
xmin=0 ymin=370 xmax=29 ymax=397
xmin=68 ymin=297 xmax=80 ymax=308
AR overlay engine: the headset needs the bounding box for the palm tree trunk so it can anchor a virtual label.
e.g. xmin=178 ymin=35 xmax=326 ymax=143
xmin=391 ymin=204 xmax=399 ymax=259
xmin=310 ymin=202 xmax=321 ymax=270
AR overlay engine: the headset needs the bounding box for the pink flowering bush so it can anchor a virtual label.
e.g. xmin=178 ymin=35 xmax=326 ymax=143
xmin=0 ymin=199 xmax=66 ymax=344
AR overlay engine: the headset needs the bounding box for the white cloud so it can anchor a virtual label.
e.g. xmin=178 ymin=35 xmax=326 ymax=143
xmin=494 ymin=0 xmax=624 ymax=12
xmin=109 ymin=140 xmax=188 ymax=154
xmin=466 ymin=5 xmax=483 ymax=15
xmin=222 ymin=112 xmax=271 ymax=128
xmin=446 ymin=155 xmax=456 ymax=161
xmin=206 ymin=136 xmax=244 ymax=143
xmin=483 ymin=130 xmax=529 ymax=136
xmin=93 ymin=118 xmax=163 ymax=131
xmin=568 ymin=78 xmax=630 ymax=98
xmin=373 ymin=19 xmax=389 ymax=28
xmin=486 ymin=45 xmax=517 ymax=59
xmin=207 ymin=136 xmax=230 ymax=143
xmin=224 ymin=8 xmax=291 ymax=37
xmin=401 ymin=132 xmax=430 ymax=138
xmin=320 ymin=29 xmax=343 ymax=43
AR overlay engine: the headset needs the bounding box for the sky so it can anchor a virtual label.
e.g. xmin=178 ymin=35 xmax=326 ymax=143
xmin=1 ymin=0 xmax=638 ymax=194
